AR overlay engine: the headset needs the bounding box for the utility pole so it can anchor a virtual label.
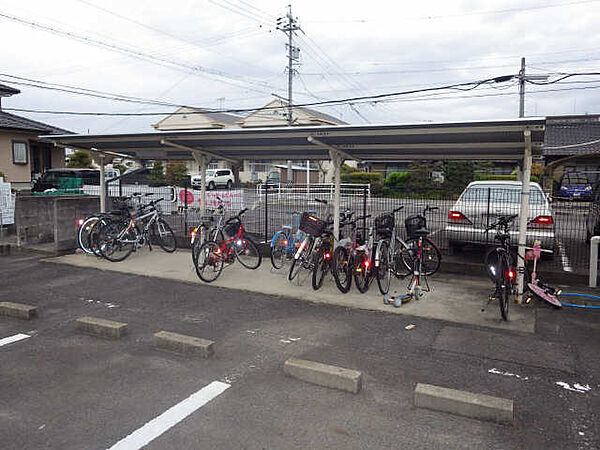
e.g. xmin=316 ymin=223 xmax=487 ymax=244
xmin=518 ymin=57 xmax=526 ymax=118
xmin=277 ymin=5 xmax=301 ymax=126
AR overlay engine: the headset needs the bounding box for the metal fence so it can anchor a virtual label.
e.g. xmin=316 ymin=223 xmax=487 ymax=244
xmin=98 ymin=181 xmax=590 ymax=276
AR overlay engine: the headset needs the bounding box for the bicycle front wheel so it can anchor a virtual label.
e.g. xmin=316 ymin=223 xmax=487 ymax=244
xmin=150 ymin=218 xmax=176 ymax=253
xmin=97 ymin=220 xmax=134 ymax=262
xmin=289 ymin=236 xmax=312 ymax=281
xmin=332 ymin=246 xmax=352 ymax=293
xmin=235 ymin=237 xmax=262 ymax=269
xmin=194 ymin=241 xmax=224 ymax=282
xmin=270 ymin=231 xmax=289 ymax=270
xmin=376 ymin=240 xmax=391 ymax=295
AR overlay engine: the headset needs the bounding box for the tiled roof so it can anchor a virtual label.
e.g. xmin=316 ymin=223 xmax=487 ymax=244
xmin=295 ymin=105 xmax=348 ymax=125
xmin=0 ymin=83 xmax=20 ymax=96
xmin=0 ymin=111 xmax=71 ymax=134
xmin=544 ymin=115 xmax=600 ymax=156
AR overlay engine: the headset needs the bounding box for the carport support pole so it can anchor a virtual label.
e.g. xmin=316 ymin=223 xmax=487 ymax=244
xmin=192 ymin=152 xmax=207 ymax=213
xmin=99 ymin=154 xmax=106 ymax=213
xmin=330 ymin=150 xmax=342 ymax=241
xmin=516 ymin=129 xmax=532 ymax=303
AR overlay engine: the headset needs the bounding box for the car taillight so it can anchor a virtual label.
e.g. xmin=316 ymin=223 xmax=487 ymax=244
xmin=529 ymin=215 xmax=553 ymax=228
xmin=448 ymin=211 xmax=472 ymax=225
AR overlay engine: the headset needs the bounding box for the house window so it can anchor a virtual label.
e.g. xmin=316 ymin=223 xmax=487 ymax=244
xmin=12 ymin=141 xmax=28 ymax=165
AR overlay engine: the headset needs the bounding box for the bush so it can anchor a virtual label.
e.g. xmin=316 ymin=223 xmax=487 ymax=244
xmin=474 ymin=173 xmax=517 ymax=181
xmin=384 ymin=172 xmax=410 ymax=188
xmin=165 ymin=162 xmax=188 ymax=186
xmin=67 ymin=150 xmax=93 ymax=168
xmin=0 ymin=171 xmax=6 ymax=182
xmin=341 ymin=171 xmax=382 ymax=185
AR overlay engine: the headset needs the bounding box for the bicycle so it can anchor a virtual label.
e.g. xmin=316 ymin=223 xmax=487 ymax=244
xmin=77 ymin=193 xmax=149 ymax=255
xmin=483 ymin=214 xmax=519 ymax=320
xmin=94 ymin=198 xmax=176 ymax=262
xmin=385 ymin=211 xmax=435 ymax=306
xmin=373 ymin=206 xmax=410 ymax=295
xmin=402 ymin=205 xmax=442 ymax=277
xmin=331 ymin=213 xmax=373 ymax=294
xmin=311 ymin=207 xmax=353 ymax=290
xmin=191 ymin=197 xmax=226 ymax=266
xmin=194 ymin=208 xmax=261 ymax=282
xmin=270 ymin=211 xmax=307 ymax=270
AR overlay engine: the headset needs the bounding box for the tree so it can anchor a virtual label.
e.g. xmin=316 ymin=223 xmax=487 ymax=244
xmin=443 ymin=161 xmax=475 ymax=193
xmin=149 ymin=161 xmax=165 ymax=182
xmin=112 ymin=163 xmax=127 ymax=176
xmin=165 ymin=162 xmax=188 ymax=186
xmin=67 ymin=150 xmax=93 ymax=168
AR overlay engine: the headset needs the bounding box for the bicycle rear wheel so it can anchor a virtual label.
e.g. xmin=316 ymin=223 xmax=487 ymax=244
xmin=289 ymin=236 xmax=312 ymax=281
xmin=499 ymin=256 xmax=512 ymax=321
xmin=312 ymin=241 xmax=332 ymax=290
xmin=235 ymin=237 xmax=262 ymax=269
xmin=376 ymin=240 xmax=391 ymax=295
xmin=150 ymin=218 xmax=176 ymax=252
xmin=404 ymin=237 xmax=441 ymax=276
xmin=194 ymin=241 xmax=224 ymax=282
xmin=354 ymin=252 xmax=372 ymax=293
xmin=78 ymin=216 xmax=99 ymax=254
xmin=332 ymin=246 xmax=352 ymax=293
xmin=485 ymin=248 xmax=503 ymax=282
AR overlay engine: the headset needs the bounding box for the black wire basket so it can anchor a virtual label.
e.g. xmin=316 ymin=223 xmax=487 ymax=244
xmin=299 ymin=212 xmax=326 ymax=236
xmin=375 ymin=213 xmax=394 ymax=239
xmin=405 ymin=215 xmax=426 ymax=239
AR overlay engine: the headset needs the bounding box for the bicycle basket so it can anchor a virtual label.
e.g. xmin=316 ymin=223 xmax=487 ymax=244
xmin=375 ymin=213 xmax=394 ymax=239
xmin=405 ymin=215 xmax=426 ymax=239
xmin=223 ymin=219 xmax=240 ymax=238
xmin=299 ymin=212 xmax=325 ymax=236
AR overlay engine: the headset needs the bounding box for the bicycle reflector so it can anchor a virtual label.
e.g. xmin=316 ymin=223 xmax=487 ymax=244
xmin=324 ymin=252 xmax=331 ymax=259
xmin=364 ymin=259 xmax=370 ymax=268
xmin=77 ymin=218 xmax=84 ymax=226
xmin=283 ymin=239 xmax=288 ymax=246
xmin=448 ymin=211 xmax=472 ymax=225
xmin=507 ymin=269 xmax=515 ymax=279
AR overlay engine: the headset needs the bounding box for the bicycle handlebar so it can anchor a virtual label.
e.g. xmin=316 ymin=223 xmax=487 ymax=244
xmin=485 ymin=214 xmax=518 ymax=232
xmin=314 ymin=198 xmax=328 ymax=204
xmin=393 ymin=206 xmax=404 ymax=213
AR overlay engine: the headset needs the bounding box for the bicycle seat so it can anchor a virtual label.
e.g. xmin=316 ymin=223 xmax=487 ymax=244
xmin=413 ymin=227 xmax=430 ymax=237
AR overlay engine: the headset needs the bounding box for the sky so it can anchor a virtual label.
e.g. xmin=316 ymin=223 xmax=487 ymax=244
xmin=0 ymin=0 xmax=599 ymax=134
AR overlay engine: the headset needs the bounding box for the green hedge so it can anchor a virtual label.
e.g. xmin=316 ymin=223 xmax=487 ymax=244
xmin=384 ymin=171 xmax=410 ymax=188
xmin=341 ymin=171 xmax=383 ymax=184
xmin=475 ymin=173 xmax=540 ymax=183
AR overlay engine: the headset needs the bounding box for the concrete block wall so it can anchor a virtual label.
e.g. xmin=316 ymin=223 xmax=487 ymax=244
xmin=16 ymin=194 xmax=100 ymax=252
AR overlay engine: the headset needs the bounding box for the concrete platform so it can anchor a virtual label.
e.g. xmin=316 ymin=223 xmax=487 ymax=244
xmin=45 ymin=250 xmax=536 ymax=333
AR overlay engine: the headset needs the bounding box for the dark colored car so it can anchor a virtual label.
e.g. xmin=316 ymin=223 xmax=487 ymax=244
xmin=558 ymin=172 xmax=593 ymax=201
xmin=32 ymin=169 xmax=100 ymax=192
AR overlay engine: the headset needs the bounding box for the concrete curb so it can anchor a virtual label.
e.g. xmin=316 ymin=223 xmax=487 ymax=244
xmin=76 ymin=316 xmax=127 ymax=339
xmin=153 ymin=331 xmax=214 ymax=358
xmin=414 ymin=383 xmax=513 ymax=424
xmin=0 ymin=302 xmax=37 ymax=320
xmin=284 ymin=358 xmax=362 ymax=394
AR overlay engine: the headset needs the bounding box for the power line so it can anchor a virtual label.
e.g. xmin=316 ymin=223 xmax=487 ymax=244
xmin=0 ymin=11 xmax=279 ymax=95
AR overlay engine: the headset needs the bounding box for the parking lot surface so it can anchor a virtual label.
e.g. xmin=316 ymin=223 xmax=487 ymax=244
xmin=1 ymin=254 xmax=598 ymax=449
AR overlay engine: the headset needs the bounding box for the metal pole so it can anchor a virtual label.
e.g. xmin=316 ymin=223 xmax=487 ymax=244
xmin=362 ymin=185 xmax=367 ymax=241
xmin=590 ymin=236 xmax=600 ymax=287
xmin=516 ymin=129 xmax=532 ymax=302
xmin=99 ymin=154 xmax=106 ymax=213
xmin=184 ymin=185 xmax=188 ymax=237
xmin=330 ymin=151 xmax=341 ymax=242
xmin=264 ymin=178 xmax=268 ymax=243
xmin=200 ymin=155 xmax=207 ymax=214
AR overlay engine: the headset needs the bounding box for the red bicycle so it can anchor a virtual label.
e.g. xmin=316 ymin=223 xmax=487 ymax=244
xmin=194 ymin=208 xmax=262 ymax=282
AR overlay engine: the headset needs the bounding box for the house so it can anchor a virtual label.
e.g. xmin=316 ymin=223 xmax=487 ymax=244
xmin=153 ymin=99 xmax=348 ymax=183
xmin=543 ymin=114 xmax=600 ymax=186
xmin=0 ymin=83 xmax=71 ymax=189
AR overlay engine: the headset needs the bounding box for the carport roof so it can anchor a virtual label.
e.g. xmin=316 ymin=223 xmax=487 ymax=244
xmin=42 ymin=118 xmax=545 ymax=162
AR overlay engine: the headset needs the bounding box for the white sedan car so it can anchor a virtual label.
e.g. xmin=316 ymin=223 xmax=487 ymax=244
xmin=445 ymin=181 xmax=555 ymax=252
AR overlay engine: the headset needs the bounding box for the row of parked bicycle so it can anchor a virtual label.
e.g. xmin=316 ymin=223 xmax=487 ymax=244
xmin=77 ymin=193 xmax=177 ymax=261
xmin=190 ymin=197 xmax=442 ymax=300
xmin=76 ymin=193 xmax=566 ymax=321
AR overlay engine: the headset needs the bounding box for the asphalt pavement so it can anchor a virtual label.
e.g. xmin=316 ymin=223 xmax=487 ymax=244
xmin=1 ymin=253 xmax=598 ymax=449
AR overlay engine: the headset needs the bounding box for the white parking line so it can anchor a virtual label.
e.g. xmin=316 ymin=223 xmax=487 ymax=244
xmin=107 ymin=381 xmax=230 ymax=450
xmin=0 ymin=333 xmax=30 ymax=347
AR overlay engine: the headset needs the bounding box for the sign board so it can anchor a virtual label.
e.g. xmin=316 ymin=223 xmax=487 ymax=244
xmin=176 ymin=188 xmax=244 ymax=210
xmin=0 ymin=179 xmax=15 ymax=225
